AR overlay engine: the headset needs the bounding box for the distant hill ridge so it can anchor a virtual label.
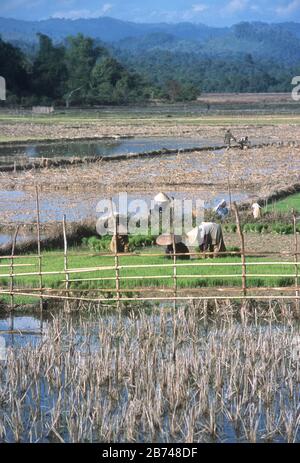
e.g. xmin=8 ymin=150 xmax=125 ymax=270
xmin=0 ymin=16 xmax=228 ymax=43
xmin=1 ymin=17 xmax=300 ymax=64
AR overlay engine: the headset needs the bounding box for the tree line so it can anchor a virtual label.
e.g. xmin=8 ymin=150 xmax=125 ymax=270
xmin=0 ymin=34 xmax=153 ymax=106
xmin=0 ymin=33 xmax=200 ymax=106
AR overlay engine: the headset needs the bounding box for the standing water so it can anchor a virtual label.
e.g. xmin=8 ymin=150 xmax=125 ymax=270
xmin=0 ymin=305 xmax=299 ymax=443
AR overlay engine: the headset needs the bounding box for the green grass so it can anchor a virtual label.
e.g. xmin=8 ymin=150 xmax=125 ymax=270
xmin=0 ymin=247 xmax=296 ymax=305
xmin=264 ymin=193 xmax=300 ymax=213
xmin=1 ymin=112 xmax=300 ymax=126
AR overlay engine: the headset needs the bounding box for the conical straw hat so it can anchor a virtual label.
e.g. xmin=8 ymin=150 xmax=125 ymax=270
xmin=154 ymin=192 xmax=171 ymax=205
xmin=156 ymin=234 xmax=182 ymax=246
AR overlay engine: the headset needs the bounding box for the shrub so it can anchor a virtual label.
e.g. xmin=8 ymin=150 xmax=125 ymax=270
xmin=243 ymin=224 xmax=252 ymax=233
xmin=128 ymin=235 xmax=157 ymax=251
xmin=81 ymin=236 xmax=111 ymax=251
xmin=255 ymin=224 xmax=264 ymax=234
xmin=272 ymin=223 xmax=293 ymax=235
xmin=82 ymin=234 xmax=158 ymax=252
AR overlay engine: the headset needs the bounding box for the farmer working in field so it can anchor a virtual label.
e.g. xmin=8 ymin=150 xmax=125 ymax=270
xmin=185 ymin=222 xmax=226 ymax=257
xmin=224 ymin=129 xmax=236 ymax=148
xmin=156 ymin=234 xmax=191 ymax=260
xmin=237 ymin=136 xmax=251 ymax=150
xmin=214 ymin=199 xmax=229 ymax=220
xmin=110 ymin=233 xmax=129 ymax=253
xmin=98 ymin=212 xmax=129 ymax=253
xmin=252 ymin=202 xmax=262 ymax=219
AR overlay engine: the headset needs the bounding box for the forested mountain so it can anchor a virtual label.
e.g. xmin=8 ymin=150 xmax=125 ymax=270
xmin=0 ymin=16 xmax=228 ymax=44
xmin=1 ymin=17 xmax=300 ymax=64
xmin=115 ymin=49 xmax=292 ymax=94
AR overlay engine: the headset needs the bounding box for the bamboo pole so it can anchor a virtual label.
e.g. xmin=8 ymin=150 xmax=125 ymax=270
xmin=62 ymin=214 xmax=70 ymax=312
xmin=227 ymin=176 xmax=232 ymax=211
xmin=0 ymin=330 xmax=42 ymax=336
xmin=233 ymin=202 xmax=247 ymax=296
xmin=110 ymin=198 xmax=120 ymax=305
xmin=0 ymin=263 xmax=36 ymax=268
xmin=2 ymin=250 xmax=300 ymax=260
xmin=6 ymin=285 xmax=300 ymax=294
xmin=171 ymin=198 xmax=177 ymax=300
xmin=226 ymin=150 xmax=232 ymax=210
xmin=292 ymin=210 xmax=299 ymax=311
xmin=1 ymin=289 xmax=300 ymax=302
xmin=35 ymin=186 xmax=43 ymax=310
xmin=172 ymin=240 xmax=177 ymax=299
xmin=9 ymin=225 xmax=20 ymax=311
xmin=0 ymin=258 xmax=300 ymax=268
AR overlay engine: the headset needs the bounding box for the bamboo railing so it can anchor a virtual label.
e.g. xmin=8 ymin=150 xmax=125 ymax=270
xmin=0 ymin=190 xmax=300 ymax=307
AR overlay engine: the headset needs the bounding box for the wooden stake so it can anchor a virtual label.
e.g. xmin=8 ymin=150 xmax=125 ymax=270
xmin=110 ymin=198 xmax=120 ymax=306
xmin=10 ymin=225 xmax=20 ymax=311
xmin=62 ymin=214 xmax=70 ymax=312
xmin=171 ymin=201 xmax=177 ymax=300
xmin=292 ymin=210 xmax=299 ymax=311
xmin=226 ymin=150 xmax=232 ymax=210
xmin=233 ymin=202 xmax=247 ymax=296
xmin=35 ymin=186 xmax=43 ymax=310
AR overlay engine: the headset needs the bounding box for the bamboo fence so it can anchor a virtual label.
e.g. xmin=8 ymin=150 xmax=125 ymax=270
xmin=0 ymin=192 xmax=300 ymax=308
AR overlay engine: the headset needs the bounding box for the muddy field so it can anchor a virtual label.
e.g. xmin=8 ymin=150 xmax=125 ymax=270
xmin=1 ymin=144 xmax=299 ymax=195
xmin=0 ymin=119 xmax=299 ymax=143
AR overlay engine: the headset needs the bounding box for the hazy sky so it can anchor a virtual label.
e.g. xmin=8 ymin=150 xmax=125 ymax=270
xmin=1 ymin=0 xmax=300 ymax=25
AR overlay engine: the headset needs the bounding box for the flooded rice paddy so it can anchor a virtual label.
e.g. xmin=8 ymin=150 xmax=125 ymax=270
xmin=0 ymin=189 xmax=250 ymax=223
xmin=0 ymin=188 xmax=251 ymax=247
xmin=0 ymin=137 xmax=223 ymax=168
xmin=0 ymin=304 xmax=299 ymax=443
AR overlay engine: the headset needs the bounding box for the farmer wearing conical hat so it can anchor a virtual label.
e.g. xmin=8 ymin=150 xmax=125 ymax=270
xmin=252 ymin=203 xmax=261 ymax=219
xmin=214 ymin=199 xmax=229 ymax=220
xmin=185 ymin=222 xmax=226 ymax=257
xmin=156 ymin=234 xmax=191 ymax=260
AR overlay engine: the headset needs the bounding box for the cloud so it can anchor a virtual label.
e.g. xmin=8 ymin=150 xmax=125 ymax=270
xmin=191 ymin=4 xmax=209 ymax=13
xmin=101 ymin=3 xmax=113 ymax=14
xmin=223 ymin=0 xmax=249 ymax=14
xmin=275 ymin=0 xmax=300 ymax=15
xmin=180 ymin=3 xmax=209 ymax=20
xmin=52 ymin=3 xmax=113 ymax=20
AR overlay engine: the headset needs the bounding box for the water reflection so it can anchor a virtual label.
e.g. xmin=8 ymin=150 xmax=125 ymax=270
xmin=0 ymin=137 xmax=222 ymax=167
